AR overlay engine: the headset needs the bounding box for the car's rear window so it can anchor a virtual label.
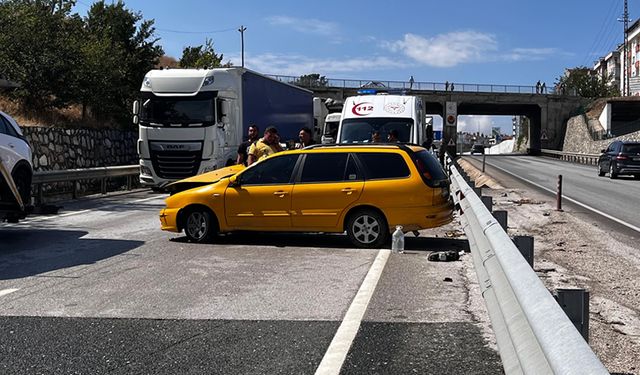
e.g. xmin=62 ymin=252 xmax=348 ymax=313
xmin=622 ymin=144 xmax=640 ymax=153
xmin=356 ymin=153 xmax=410 ymax=180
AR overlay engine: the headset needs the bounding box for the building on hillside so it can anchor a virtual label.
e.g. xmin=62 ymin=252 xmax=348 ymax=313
xmin=593 ymin=50 xmax=621 ymax=90
xmin=621 ymin=19 xmax=640 ymax=96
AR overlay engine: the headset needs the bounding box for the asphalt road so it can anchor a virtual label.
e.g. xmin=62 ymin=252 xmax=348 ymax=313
xmin=0 ymin=190 xmax=501 ymax=374
xmin=467 ymin=154 xmax=640 ymax=235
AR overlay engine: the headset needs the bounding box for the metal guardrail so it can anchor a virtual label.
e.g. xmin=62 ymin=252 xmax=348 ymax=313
xmin=32 ymin=165 xmax=139 ymax=204
xmin=540 ymin=149 xmax=600 ymax=166
xmin=266 ymin=74 xmax=571 ymax=95
xmin=445 ymin=155 xmax=607 ymax=374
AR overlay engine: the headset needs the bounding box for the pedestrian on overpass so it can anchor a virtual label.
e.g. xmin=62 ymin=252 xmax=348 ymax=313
xmin=536 ymin=80 xmax=541 ymax=94
xmin=409 ymin=75 xmax=414 ymax=89
xmin=541 ymin=82 xmax=546 ymax=94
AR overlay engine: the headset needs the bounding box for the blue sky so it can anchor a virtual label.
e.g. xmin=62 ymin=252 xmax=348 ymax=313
xmin=74 ymin=0 xmax=630 ymax=134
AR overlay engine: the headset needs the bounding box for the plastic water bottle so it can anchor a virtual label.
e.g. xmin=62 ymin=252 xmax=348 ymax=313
xmin=391 ymin=225 xmax=405 ymax=253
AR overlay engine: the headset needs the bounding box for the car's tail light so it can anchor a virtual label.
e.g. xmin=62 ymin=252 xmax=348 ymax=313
xmin=616 ymin=153 xmax=628 ymax=160
xmin=415 ymin=158 xmax=432 ymax=180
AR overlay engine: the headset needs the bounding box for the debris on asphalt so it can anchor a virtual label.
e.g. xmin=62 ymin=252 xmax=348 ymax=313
xmin=443 ymin=277 xmax=453 ymax=282
xmin=444 ymin=230 xmax=465 ymax=238
xmin=428 ymin=251 xmax=460 ymax=262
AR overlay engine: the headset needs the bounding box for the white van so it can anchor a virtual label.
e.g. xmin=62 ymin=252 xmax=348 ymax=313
xmin=336 ymin=94 xmax=426 ymax=145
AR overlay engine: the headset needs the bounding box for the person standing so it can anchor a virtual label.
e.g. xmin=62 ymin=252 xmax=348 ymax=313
xmin=541 ymin=82 xmax=546 ymax=94
xmin=387 ymin=129 xmax=399 ymax=143
xmin=236 ymin=124 xmax=259 ymax=165
xmin=536 ymin=80 xmax=541 ymax=94
xmin=295 ymin=127 xmax=316 ymax=149
xmin=409 ymin=75 xmax=415 ymax=89
xmin=247 ymin=126 xmax=283 ymax=165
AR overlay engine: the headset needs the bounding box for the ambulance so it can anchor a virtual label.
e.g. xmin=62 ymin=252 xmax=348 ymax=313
xmin=336 ymin=92 xmax=427 ymax=145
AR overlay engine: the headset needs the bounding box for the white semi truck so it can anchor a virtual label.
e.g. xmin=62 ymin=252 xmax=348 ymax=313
xmin=336 ymin=92 xmax=427 ymax=145
xmin=134 ymin=68 xmax=314 ymax=188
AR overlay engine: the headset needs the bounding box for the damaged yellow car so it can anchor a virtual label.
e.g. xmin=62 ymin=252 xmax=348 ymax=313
xmin=159 ymin=144 xmax=453 ymax=248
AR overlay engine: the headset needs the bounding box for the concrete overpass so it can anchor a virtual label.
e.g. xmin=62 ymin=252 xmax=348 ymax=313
xmin=270 ymin=75 xmax=588 ymax=154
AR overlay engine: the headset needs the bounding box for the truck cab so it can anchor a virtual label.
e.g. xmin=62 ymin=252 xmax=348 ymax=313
xmin=321 ymin=113 xmax=341 ymax=144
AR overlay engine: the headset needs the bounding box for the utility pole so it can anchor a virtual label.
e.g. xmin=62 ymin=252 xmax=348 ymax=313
xmin=238 ymin=25 xmax=247 ymax=68
xmin=620 ymin=0 xmax=630 ymax=96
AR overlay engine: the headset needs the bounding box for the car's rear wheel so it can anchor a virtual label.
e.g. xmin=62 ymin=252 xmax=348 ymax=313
xmin=184 ymin=208 xmax=218 ymax=243
xmin=597 ymin=163 xmax=605 ymax=177
xmin=609 ymin=163 xmax=618 ymax=179
xmin=346 ymin=209 xmax=388 ymax=248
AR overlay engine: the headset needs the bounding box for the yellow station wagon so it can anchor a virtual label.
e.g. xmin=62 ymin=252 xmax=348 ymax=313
xmin=159 ymin=144 xmax=453 ymax=248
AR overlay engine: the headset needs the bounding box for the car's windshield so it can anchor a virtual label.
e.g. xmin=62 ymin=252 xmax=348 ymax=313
xmin=140 ymin=93 xmax=215 ymax=125
xmin=339 ymin=118 xmax=413 ymax=143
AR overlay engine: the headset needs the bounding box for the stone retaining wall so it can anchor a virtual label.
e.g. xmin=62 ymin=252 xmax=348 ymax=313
xmin=562 ymin=115 xmax=640 ymax=154
xmin=23 ymin=127 xmax=137 ymax=171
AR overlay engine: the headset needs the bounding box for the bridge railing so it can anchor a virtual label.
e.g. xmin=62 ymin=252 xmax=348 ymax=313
xmin=267 ymin=74 xmax=568 ymax=95
xmin=445 ymin=153 xmax=608 ymax=374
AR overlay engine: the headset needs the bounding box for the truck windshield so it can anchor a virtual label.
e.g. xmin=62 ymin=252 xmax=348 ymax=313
xmin=339 ymin=118 xmax=413 ymax=143
xmin=139 ymin=93 xmax=215 ymax=125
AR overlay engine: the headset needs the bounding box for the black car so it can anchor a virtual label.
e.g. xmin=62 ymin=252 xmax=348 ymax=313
xmin=597 ymin=140 xmax=640 ymax=179
xmin=471 ymin=144 xmax=485 ymax=155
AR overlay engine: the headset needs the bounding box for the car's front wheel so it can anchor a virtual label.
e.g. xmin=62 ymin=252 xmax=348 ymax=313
xmin=11 ymin=167 xmax=32 ymax=206
xmin=597 ymin=163 xmax=605 ymax=177
xmin=183 ymin=208 xmax=218 ymax=243
xmin=346 ymin=209 xmax=389 ymax=248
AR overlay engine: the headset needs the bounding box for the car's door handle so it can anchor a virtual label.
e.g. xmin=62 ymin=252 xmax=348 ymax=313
xmin=273 ymin=191 xmax=288 ymax=197
xmin=341 ymin=188 xmax=356 ymax=195
xmin=8 ymin=143 xmax=14 ymax=148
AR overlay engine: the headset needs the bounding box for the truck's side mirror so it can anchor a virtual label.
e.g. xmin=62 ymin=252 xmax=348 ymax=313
xmin=132 ymin=115 xmax=139 ymax=125
xmin=221 ymin=100 xmax=230 ymax=117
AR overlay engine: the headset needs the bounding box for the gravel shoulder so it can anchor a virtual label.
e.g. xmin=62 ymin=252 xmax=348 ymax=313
xmin=459 ymin=157 xmax=640 ymax=375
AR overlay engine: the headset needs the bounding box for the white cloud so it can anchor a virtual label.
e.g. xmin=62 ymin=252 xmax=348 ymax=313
xmin=227 ymin=52 xmax=409 ymax=77
xmin=386 ymin=32 xmax=561 ymax=67
xmin=266 ymin=15 xmax=338 ymax=36
xmin=386 ymin=31 xmax=498 ymax=68
xmin=457 ymin=115 xmax=497 ymax=135
xmin=505 ymin=47 xmax=558 ymax=61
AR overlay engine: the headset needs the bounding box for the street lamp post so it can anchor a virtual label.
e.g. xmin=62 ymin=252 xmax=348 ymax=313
xmin=238 ymin=25 xmax=247 ymax=68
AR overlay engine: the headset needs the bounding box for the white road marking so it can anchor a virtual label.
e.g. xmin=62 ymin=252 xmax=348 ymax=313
xmin=487 ymin=161 xmax=640 ymax=234
xmin=315 ymin=249 xmax=390 ymax=375
xmin=0 ymin=288 xmax=19 ymax=297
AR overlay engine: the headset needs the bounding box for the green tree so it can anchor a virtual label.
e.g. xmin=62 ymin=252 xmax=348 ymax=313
xmin=179 ymin=39 xmax=231 ymax=69
xmin=294 ymin=73 xmax=328 ymax=87
xmin=80 ymin=0 xmax=163 ymax=124
xmin=555 ymin=67 xmax=620 ymax=98
xmin=0 ymin=0 xmax=84 ymax=109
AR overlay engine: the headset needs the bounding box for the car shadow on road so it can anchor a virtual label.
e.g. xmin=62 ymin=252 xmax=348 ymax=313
xmin=0 ymin=228 xmax=144 ymax=280
xmin=171 ymin=231 xmax=469 ymax=252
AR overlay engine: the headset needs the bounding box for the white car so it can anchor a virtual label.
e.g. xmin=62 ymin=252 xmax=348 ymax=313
xmin=0 ymin=110 xmax=32 ymax=220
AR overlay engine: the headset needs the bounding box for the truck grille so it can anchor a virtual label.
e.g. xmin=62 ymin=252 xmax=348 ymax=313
xmin=149 ymin=141 xmax=203 ymax=180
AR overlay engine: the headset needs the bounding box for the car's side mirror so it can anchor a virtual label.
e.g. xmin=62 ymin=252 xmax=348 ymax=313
xmin=229 ymin=175 xmax=239 ymax=186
